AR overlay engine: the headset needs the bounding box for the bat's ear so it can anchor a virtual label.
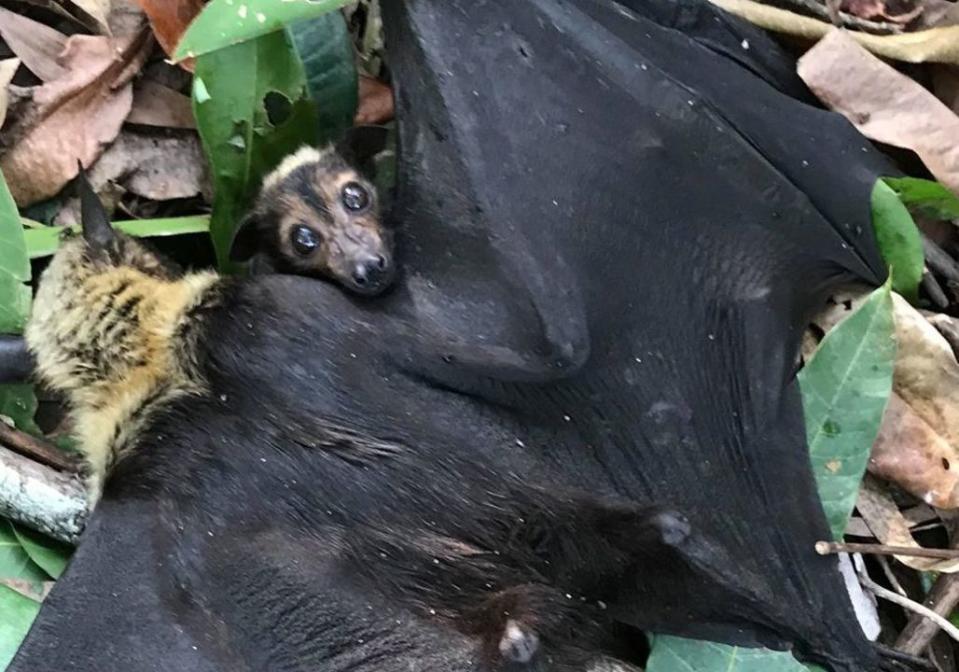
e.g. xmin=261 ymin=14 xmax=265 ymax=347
xmin=75 ymin=163 xmax=116 ymax=251
xmin=228 ymin=213 xmax=262 ymax=263
xmin=336 ymin=125 xmax=391 ymax=179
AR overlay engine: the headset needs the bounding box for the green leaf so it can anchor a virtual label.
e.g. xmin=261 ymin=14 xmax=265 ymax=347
xmin=871 ymin=180 xmax=923 ymax=302
xmin=0 ymin=386 xmax=39 ymax=435
xmin=884 ymin=177 xmax=959 ymax=221
xmin=0 ymin=521 xmax=46 ymax=584
xmin=11 ymin=525 xmax=71 ymax=580
xmin=646 ymin=637 xmax=815 ymax=672
xmin=0 ymin=170 xmax=30 ymax=334
xmin=799 ymin=281 xmax=895 ymax=539
xmin=288 ymin=13 xmax=357 ymax=144
xmin=0 ymin=170 xmax=38 ymax=435
xmin=0 ymin=173 xmax=29 ymax=287
xmin=193 ymin=30 xmax=320 ymax=270
xmin=174 ymin=0 xmax=350 ymax=61
xmin=0 ymin=584 xmax=40 ymax=670
xmin=23 ymin=216 xmax=211 ymax=260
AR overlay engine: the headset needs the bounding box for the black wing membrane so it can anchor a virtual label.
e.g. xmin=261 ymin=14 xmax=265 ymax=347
xmin=380 ymin=0 xmax=893 ymax=669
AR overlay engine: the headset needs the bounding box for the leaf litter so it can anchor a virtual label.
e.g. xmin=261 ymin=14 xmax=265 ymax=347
xmin=3 ymin=0 xmax=959 ymax=669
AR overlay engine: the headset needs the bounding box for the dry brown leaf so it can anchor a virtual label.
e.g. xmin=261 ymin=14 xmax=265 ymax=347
xmin=355 ymin=75 xmax=394 ymax=126
xmin=0 ymin=29 xmax=153 ymax=207
xmin=134 ymin=0 xmax=205 ymax=70
xmin=70 ymin=0 xmax=113 ymax=33
xmin=0 ymin=579 xmax=54 ymax=602
xmin=870 ymin=393 xmax=959 ymax=507
xmin=52 ymin=130 xmax=209 ymax=226
xmin=0 ymin=6 xmax=68 ymax=82
xmin=709 ymin=0 xmax=959 ymax=64
xmin=798 ymin=30 xmax=959 ymax=195
xmin=0 ymin=59 xmax=21 ymax=129
xmin=85 ymin=130 xmax=208 ymax=201
xmin=857 ymin=476 xmax=959 ymax=571
xmin=128 ymin=80 xmax=196 ymax=129
xmin=891 ymin=294 xmax=959 ymax=445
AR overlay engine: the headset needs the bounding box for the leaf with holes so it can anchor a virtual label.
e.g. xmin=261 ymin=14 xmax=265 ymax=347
xmin=646 ymin=636 xmax=820 ymax=672
xmin=799 ymin=280 xmax=895 ymax=539
xmin=288 ymin=12 xmax=357 ymax=143
xmin=174 ymin=0 xmax=351 ymax=61
xmin=871 ymin=180 xmax=922 ymax=302
xmin=884 ymin=176 xmax=959 ymax=221
xmin=193 ymin=30 xmax=319 ymax=270
xmin=0 ymin=584 xmax=40 ymax=670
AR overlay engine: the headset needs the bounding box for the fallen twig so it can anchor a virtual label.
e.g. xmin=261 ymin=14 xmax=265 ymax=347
xmin=0 ymin=421 xmax=80 ymax=472
xmin=922 ymin=270 xmax=950 ymax=310
xmin=896 ymin=572 xmax=959 ymax=655
xmin=857 ymin=565 xmax=959 ymax=648
xmin=878 ymin=555 xmax=908 ymax=597
xmin=816 ymin=541 xmax=959 ymax=561
xmin=0 ymin=444 xmax=86 ymax=544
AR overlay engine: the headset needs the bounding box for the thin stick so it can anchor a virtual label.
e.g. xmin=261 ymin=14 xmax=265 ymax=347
xmin=817 ymin=541 xmax=959 ymax=561
xmin=0 ymin=422 xmax=79 ymax=473
xmin=922 ymin=270 xmax=950 ymax=310
xmin=857 ymin=566 xmax=959 ymax=648
xmin=878 ymin=555 xmax=908 ymax=597
xmin=897 ymin=572 xmax=959 ymax=655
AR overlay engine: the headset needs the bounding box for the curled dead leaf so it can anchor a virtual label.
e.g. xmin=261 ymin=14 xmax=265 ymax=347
xmin=0 ymin=28 xmax=153 ymax=207
xmin=798 ymin=30 xmax=959 ymax=195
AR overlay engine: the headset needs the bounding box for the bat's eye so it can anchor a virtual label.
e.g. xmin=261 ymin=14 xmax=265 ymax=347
xmin=291 ymin=225 xmax=320 ymax=256
xmin=341 ymin=181 xmax=371 ymax=212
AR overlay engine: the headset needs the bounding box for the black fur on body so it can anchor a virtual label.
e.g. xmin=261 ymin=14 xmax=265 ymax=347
xmin=230 ymin=128 xmax=395 ymax=297
xmin=12 ymin=183 xmax=683 ymax=671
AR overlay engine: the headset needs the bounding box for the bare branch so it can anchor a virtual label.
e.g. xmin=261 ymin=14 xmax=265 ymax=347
xmin=817 ymin=541 xmax=959 ymax=561
xmin=0 ymin=444 xmax=86 ymax=544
